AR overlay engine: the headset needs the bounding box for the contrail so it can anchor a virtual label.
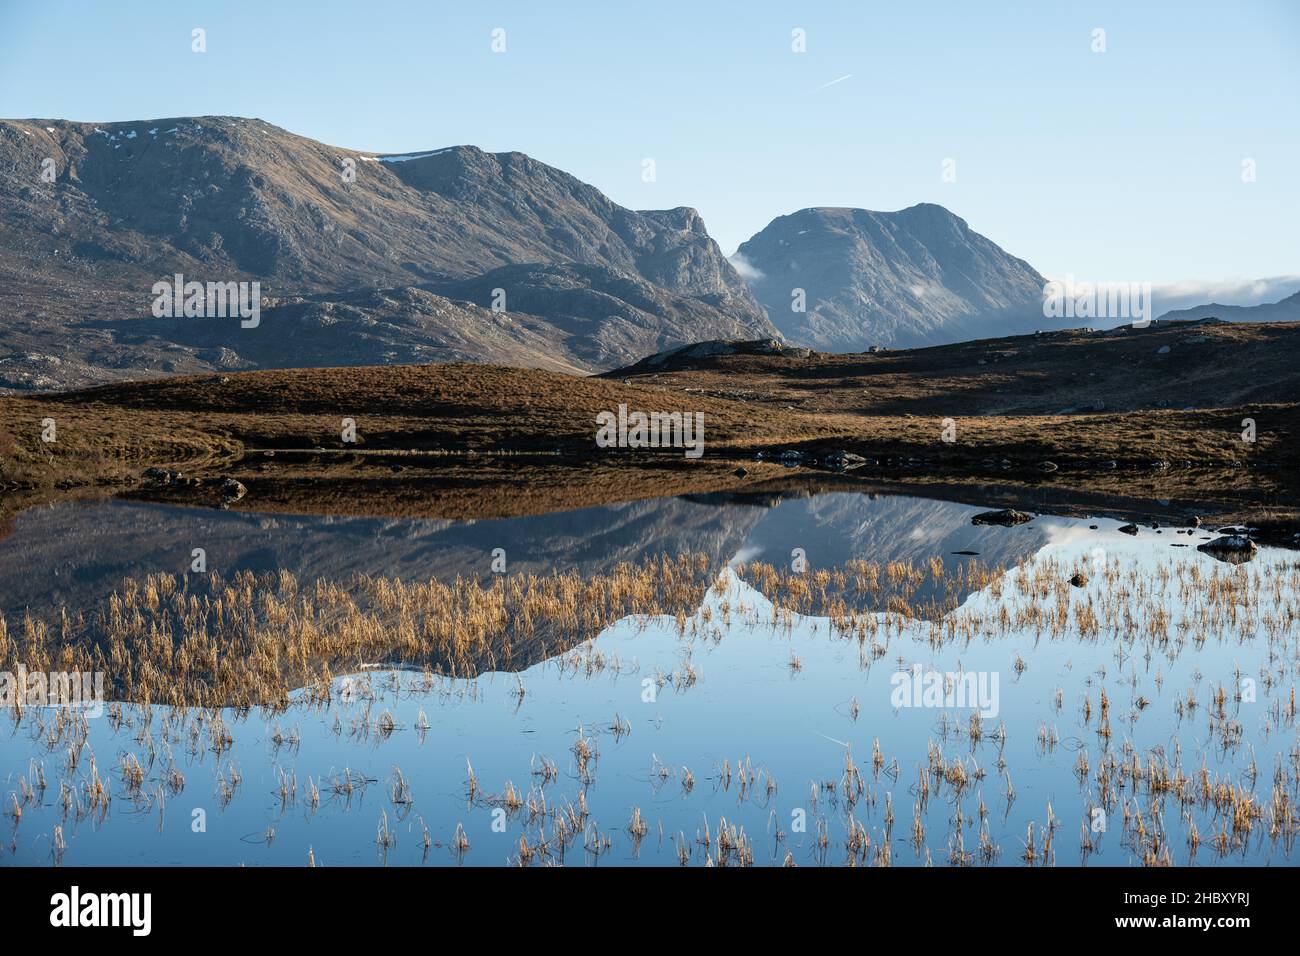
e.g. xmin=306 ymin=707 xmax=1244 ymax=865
xmin=815 ymin=74 xmax=853 ymax=91
xmin=814 ymin=731 xmax=851 ymax=748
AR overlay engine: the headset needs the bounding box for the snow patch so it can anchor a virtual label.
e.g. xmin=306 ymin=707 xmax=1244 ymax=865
xmin=377 ymin=148 xmax=453 ymax=163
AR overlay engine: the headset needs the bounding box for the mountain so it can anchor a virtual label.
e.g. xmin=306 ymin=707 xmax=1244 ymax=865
xmin=0 ymin=115 xmax=774 ymax=389
xmin=427 ymin=263 xmax=773 ymax=371
xmin=1156 ymin=291 xmax=1300 ymax=325
xmin=56 ymin=265 xmax=770 ymax=381
xmin=733 ymin=204 xmax=1048 ymax=351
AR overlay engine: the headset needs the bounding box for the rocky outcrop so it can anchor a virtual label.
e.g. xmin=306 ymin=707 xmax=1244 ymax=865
xmin=1197 ymin=534 xmax=1258 ymax=564
xmin=971 ymin=509 xmax=1033 ymax=527
xmin=622 ymin=338 xmax=810 ymax=370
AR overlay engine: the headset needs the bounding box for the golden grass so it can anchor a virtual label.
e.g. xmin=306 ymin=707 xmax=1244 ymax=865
xmin=2 ymin=356 xmax=1297 ymax=524
xmin=4 ymin=547 xmax=1299 ymax=713
xmin=5 ymin=548 xmax=1300 ymax=867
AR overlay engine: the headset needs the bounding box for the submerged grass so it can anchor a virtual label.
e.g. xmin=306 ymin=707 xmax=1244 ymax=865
xmin=3 ymin=549 xmax=1299 ymax=712
xmin=4 ymin=546 xmax=1300 ymax=867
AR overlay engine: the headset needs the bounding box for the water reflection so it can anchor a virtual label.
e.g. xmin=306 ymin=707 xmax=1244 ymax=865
xmin=0 ymin=492 xmax=1049 ymax=622
xmin=0 ymin=494 xmax=1290 ymax=867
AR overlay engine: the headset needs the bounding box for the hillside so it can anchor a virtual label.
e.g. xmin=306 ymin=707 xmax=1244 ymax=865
xmin=2 ymin=323 xmax=1298 ymax=527
xmin=0 ymin=115 xmax=775 ymax=387
xmin=610 ymin=321 xmax=1300 ymax=415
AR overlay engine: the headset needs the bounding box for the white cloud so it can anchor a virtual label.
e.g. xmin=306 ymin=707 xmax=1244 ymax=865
xmin=1149 ymin=275 xmax=1300 ymax=312
xmin=729 ymin=251 xmax=765 ymax=282
xmin=1040 ymin=274 xmax=1300 ymax=325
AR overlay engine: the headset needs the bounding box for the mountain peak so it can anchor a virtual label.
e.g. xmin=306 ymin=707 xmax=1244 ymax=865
xmin=735 ymin=205 xmax=1045 ymax=351
xmin=893 ymin=202 xmax=970 ymax=227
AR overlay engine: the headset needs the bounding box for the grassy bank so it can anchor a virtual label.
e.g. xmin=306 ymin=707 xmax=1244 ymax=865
xmin=1 ymin=338 xmax=1297 ymax=526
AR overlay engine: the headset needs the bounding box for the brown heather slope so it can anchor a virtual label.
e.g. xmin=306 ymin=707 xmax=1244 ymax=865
xmin=0 ymin=363 xmax=849 ymax=501
xmin=1 ymin=322 xmax=1298 ymax=528
xmin=607 ymin=321 xmax=1300 ymax=416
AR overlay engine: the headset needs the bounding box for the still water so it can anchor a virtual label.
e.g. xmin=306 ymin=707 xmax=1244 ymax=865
xmin=1 ymin=493 xmax=1294 ymax=866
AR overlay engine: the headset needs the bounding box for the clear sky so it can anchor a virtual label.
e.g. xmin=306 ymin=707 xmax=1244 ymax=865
xmin=2 ymin=0 xmax=1297 ymax=299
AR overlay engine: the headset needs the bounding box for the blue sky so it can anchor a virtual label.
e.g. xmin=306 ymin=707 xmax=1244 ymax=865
xmin=1 ymin=0 xmax=1297 ymax=300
